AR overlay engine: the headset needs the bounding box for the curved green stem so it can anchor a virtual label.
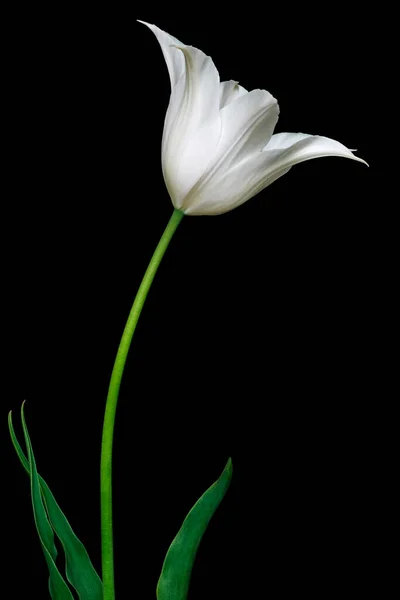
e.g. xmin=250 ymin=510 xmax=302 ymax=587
xmin=100 ymin=208 xmax=184 ymax=600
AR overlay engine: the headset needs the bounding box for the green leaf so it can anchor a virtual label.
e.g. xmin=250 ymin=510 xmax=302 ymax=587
xmin=17 ymin=402 xmax=74 ymax=599
xmin=9 ymin=403 xmax=103 ymax=599
xmin=157 ymin=458 xmax=233 ymax=600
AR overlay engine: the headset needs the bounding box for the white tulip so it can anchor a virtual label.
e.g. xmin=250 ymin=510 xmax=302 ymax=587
xmin=139 ymin=21 xmax=367 ymax=216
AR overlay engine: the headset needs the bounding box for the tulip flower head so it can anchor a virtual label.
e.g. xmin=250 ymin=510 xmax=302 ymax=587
xmin=139 ymin=21 xmax=366 ymax=216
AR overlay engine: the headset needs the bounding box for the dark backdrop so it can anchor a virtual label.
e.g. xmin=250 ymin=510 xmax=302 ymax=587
xmin=4 ymin=3 xmax=388 ymax=599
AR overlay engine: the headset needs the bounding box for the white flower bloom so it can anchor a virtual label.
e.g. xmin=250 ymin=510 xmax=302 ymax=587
xmin=139 ymin=21 xmax=367 ymax=216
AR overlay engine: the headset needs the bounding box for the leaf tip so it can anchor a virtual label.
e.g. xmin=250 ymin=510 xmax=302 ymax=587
xmin=21 ymin=400 xmax=27 ymax=422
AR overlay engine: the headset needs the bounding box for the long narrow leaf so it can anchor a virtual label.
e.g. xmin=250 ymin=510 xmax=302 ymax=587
xmin=18 ymin=402 xmax=74 ymax=599
xmin=9 ymin=407 xmax=103 ymax=600
xmin=157 ymin=458 xmax=233 ymax=600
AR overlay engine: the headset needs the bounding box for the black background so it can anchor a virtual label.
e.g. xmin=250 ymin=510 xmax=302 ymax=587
xmin=3 ymin=2 xmax=390 ymax=599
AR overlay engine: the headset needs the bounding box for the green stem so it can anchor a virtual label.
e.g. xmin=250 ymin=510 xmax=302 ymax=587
xmin=100 ymin=208 xmax=184 ymax=600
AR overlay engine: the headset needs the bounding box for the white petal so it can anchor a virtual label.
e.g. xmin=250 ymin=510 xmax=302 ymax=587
xmin=182 ymin=89 xmax=279 ymax=212
xmin=184 ymin=133 xmax=367 ymax=215
xmin=219 ymin=80 xmax=248 ymax=108
xmin=216 ymin=89 xmax=279 ymax=166
xmin=264 ymin=131 xmax=312 ymax=150
xmin=138 ymin=21 xmax=185 ymax=89
xmin=139 ymin=22 xmax=222 ymax=208
xmin=161 ymin=44 xmax=222 ymax=207
xmin=264 ymin=132 xmax=368 ymax=165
